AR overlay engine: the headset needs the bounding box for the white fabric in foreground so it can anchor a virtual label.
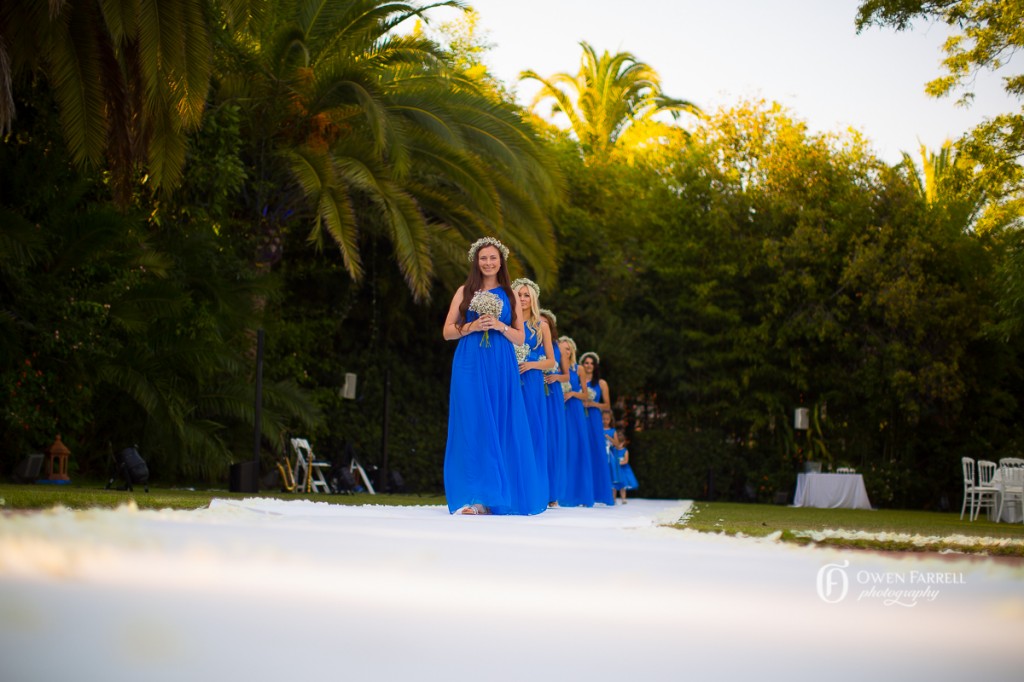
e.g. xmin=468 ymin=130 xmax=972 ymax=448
xmin=2 ymin=498 xmax=1022 ymax=682
xmin=793 ymin=472 xmax=873 ymax=510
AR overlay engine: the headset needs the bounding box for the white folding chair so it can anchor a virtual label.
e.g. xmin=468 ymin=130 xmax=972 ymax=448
xmin=349 ymin=457 xmax=376 ymax=495
xmin=998 ymin=457 xmax=1024 ymax=468
xmin=995 ymin=466 xmax=1024 ymax=524
xmin=961 ymin=457 xmax=998 ymax=521
xmin=290 ymin=438 xmax=331 ymax=493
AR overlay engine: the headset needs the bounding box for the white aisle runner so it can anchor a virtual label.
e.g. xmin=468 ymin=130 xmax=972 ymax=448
xmin=1 ymin=498 xmax=1022 ymax=681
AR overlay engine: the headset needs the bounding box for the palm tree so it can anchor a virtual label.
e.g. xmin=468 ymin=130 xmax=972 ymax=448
xmin=520 ymin=41 xmax=701 ymax=160
xmin=901 ymin=140 xmax=985 ymax=232
xmin=218 ymin=0 xmax=562 ymax=300
xmin=0 ymin=0 xmax=235 ymax=203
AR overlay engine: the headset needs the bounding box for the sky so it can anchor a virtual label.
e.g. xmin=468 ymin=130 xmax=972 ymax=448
xmin=424 ymin=0 xmax=1019 ymax=164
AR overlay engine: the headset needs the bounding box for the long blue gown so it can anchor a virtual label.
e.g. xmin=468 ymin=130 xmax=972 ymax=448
xmin=543 ymin=344 xmax=568 ymax=504
xmin=444 ymin=287 xmax=547 ymax=515
xmin=519 ymin=321 xmax=550 ymax=504
xmin=560 ymin=364 xmax=595 ymax=507
xmin=604 ymin=426 xmax=621 ymax=489
xmin=584 ymin=381 xmax=615 ymax=505
xmin=612 ymin=445 xmax=639 ymax=491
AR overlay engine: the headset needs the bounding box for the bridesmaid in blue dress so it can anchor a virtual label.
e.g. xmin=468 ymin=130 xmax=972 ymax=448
xmin=512 ymin=278 xmax=554 ymax=506
xmin=580 ymin=351 xmax=615 ymax=506
xmin=539 ymin=309 xmax=568 ymax=506
xmin=602 ymin=408 xmax=621 ymax=490
xmin=442 ymin=237 xmax=547 ymax=516
xmin=558 ymin=336 xmax=595 ymax=507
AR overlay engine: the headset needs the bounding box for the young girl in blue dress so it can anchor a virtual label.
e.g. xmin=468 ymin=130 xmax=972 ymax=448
xmin=512 ymin=278 xmax=555 ymax=506
xmin=442 ymin=237 xmax=547 ymax=516
xmin=611 ymin=428 xmax=639 ymax=503
xmin=602 ymin=408 xmax=620 ymax=490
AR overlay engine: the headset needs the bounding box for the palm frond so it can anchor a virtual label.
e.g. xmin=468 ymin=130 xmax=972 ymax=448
xmin=45 ymin=2 xmax=109 ymax=167
xmin=178 ymin=0 xmax=212 ymax=129
xmin=377 ymin=179 xmax=433 ymax=300
xmin=0 ymin=208 xmax=45 ymax=268
xmin=106 ymin=286 xmax=189 ymax=333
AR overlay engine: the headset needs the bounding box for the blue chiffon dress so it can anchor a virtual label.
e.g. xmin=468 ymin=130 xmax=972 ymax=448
xmin=559 ymin=364 xmax=595 ymax=507
xmin=612 ymin=446 xmax=639 ymax=491
xmin=444 ymin=287 xmax=547 ymax=515
xmin=519 ymin=321 xmax=550 ymax=503
xmin=543 ymin=344 xmax=567 ymax=504
xmin=603 ymin=426 xmax=618 ymax=488
xmin=584 ymin=381 xmax=615 ymax=505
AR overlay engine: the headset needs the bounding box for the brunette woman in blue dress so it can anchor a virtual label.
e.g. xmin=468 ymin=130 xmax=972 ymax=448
xmin=579 ymin=351 xmax=615 ymax=506
xmin=441 ymin=237 xmax=546 ymax=516
xmin=558 ymin=336 xmax=596 ymax=507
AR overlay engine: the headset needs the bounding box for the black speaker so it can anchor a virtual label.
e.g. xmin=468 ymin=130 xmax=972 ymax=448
xmin=105 ymin=446 xmax=149 ymax=492
xmin=229 ymin=461 xmax=260 ymax=493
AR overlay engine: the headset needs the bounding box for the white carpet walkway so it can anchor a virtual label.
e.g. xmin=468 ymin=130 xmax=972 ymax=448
xmin=1 ymin=498 xmax=1022 ymax=681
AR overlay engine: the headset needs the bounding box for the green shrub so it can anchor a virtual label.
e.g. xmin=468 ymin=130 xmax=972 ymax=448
xmin=630 ymin=428 xmax=745 ymax=500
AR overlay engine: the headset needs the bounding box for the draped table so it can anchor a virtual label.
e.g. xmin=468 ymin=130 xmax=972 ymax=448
xmin=793 ymin=472 xmax=873 ymax=510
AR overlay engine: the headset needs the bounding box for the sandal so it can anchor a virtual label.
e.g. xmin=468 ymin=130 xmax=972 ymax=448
xmin=456 ymin=504 xmax=488 ymax=515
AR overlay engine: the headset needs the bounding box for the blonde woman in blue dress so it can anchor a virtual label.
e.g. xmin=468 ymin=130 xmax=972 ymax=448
xmin=512 ymin=278 xmax=555 ymax=505
xmin=442 ymin=237 xmax=546 ymax=516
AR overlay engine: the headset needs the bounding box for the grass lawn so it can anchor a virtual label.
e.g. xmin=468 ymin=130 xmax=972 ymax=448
xmin=4 ymin=483 xmax=1023 ymax=558
xmin=680 ymin=501 xmax=1024 ymax=557
xmin=0 ymin=481 xmax=446 ymax=512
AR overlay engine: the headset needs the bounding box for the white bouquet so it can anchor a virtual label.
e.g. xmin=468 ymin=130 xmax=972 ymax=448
xmin=538 ymin=354 xmax=550 ymax=396
xmin=514 ymin=343 xmax=530 ymax=363
xmin=468 ymin=290 xmax=503 ymax=347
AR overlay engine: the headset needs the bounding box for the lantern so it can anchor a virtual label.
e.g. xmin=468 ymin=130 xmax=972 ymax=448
xmin=42 ymin=435 xmax=71 ymax=484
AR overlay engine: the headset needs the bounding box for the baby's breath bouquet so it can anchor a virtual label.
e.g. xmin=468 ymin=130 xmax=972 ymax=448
xmin=585 ymin=385 xmax=597 ymax=415
xmin=514 ymin=343 xmax=530 ymax=364
xmin=538 ymin=354 xmax=550 ymax=396
xmin=468 ymin=290 xmax=503 ymax=347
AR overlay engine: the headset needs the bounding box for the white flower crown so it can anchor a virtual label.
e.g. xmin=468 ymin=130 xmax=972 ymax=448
xmin=539 ymin=308 xmax=557 ymax=325
xmin=467 ymin=236 xmax=510 ymax=263
xmin=511 ymin=277 xmax=540 ymax=299
xmin=579 ymin=351 xmax=600 ymax=365
xmin=558 ymin=336 xmax=577 ymax=354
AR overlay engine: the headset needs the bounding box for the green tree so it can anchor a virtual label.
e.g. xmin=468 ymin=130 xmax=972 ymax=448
xmin=0 ymin=84 xmax=320 ymax=481
xmin=520 ymin=41 xmax=701 ymax=160
xmin=855 ymin=1 xmax=1024 ymax=195
xmin=0 ymin=0 xmax=243 ymax=202
xmin=217 ymin=0 xmax=562 ymax=300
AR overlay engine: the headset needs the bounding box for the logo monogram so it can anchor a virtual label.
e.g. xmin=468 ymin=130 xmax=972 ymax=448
xmin=816 ymin=560 xmax=850 ymax=603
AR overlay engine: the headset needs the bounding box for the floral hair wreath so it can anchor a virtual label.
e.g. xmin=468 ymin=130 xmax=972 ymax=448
xmin=579 ymin=351 xmax=600 ymax=365
xmin=539 ymin=308 xmax=557 ymax=325
xmin=558 ymin=336 xmax=577 ymax=354
xmin=467 ymin=236 xmax=510 ymax=263
xmin=511 ymin=277 xmax=540 ymax=299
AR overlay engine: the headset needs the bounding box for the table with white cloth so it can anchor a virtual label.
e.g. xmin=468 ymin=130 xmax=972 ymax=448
xmin=988 ymin=470 xmax=1023 ymax=523
xmin=792 ymin=472 xmax=873 ymax=510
